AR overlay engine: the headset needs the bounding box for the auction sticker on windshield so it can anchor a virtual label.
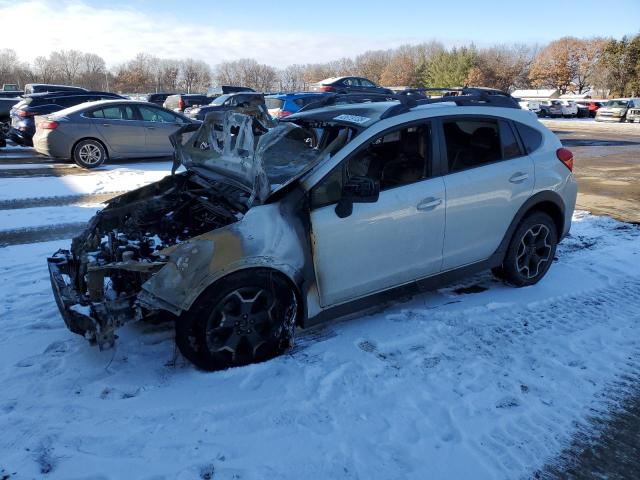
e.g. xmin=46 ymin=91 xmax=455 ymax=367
xmin=333 ymin=114 xmax=370 ymax=124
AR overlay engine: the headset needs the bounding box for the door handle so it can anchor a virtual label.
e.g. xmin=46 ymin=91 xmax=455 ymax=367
xmin=146 ymin=126 xmax=156 ymax=130
xmin=417 ymin=197 xmax=442 ymax=211
xmin=102 ymin=123 xmax=111 ymax=127
xmin=509 ymin=172 xmax=529 ymax=183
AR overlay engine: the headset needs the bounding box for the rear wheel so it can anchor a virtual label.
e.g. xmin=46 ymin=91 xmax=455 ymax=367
xmin=73 ymin=139 xmax=106 ymax=168
xmin=176 ymin=270 xmax=298 ymax=371
xmin=495 ymin=212 xmax=557 ymax=287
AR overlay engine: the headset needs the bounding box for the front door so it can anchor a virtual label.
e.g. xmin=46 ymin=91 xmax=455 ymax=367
xmin=309 ymin=122 xmax=446 ymax=307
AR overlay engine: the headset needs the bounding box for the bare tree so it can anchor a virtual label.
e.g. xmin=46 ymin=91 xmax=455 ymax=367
xmin=180 ymin=59 xmax=210 ymax=93
xmin=278 ymin=64 xmax=306 ymax=92
xmin=80 ymin=52 xmax=107 ymax=90
xmin=214 ymin=59 xmax=276 ymax=92
xmin=49 ymin=50 xmax=84 ymax=85
xmin=32 ymin=56 xmax=55 ymax=84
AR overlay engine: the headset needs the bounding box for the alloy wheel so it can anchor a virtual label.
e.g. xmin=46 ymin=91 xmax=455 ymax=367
xmin=78 ymin=144 xmax=102 ymax=165
xmin=515 ymin=224 xmax=552 ymax=279
xmin=204 ymin=287 xmax=280 ymax=361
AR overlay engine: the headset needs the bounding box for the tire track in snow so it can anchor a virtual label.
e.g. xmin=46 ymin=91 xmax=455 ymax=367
xmin=0 ymin=192 xmax=123 ymax=211
xmin=0 ymin=222 xmax=88 ymax=246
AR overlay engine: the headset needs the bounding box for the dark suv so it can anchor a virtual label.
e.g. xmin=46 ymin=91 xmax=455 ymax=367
xmin=8 ymin=91 xmax=124 ymax=146
xmin=24 ymin=84 xmax=88 ymax=95
xmin=163 ymin=94 xmax=209 ymax=112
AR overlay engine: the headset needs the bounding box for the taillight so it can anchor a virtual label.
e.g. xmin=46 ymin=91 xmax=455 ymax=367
xmin=277 ymin=110 xmax=292 ymax=118
xmin=319 ymin=85 xmax=333 ymax=92
xmin=556 ymin=148 xmax=573 ymax=171
xmin=18 ymin=110 xmax=34 ymax=117
xmin=178 ymin=99 xmax=185 ymax=110
xmin=40 ymin=121 xmax=59 ymax=130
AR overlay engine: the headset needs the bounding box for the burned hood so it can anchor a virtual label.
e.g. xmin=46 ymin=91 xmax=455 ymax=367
xmin=172 ymin=111 xmax=326 ymax=204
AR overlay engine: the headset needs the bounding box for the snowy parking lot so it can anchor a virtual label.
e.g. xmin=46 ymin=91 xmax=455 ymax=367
xmin=1 ymin=131 xmax=640 ymax=479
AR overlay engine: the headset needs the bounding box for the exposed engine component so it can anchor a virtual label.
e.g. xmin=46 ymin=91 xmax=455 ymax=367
xmin=49 ymin=172 xmax=248 ymax=348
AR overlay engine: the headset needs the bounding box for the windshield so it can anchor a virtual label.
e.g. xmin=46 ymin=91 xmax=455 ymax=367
xmin=210 ymin=94 xmax=232 ymax=106
xmin=172 ymin=111 xmax=350 ymax=204
xmin=605 ymin=100 xmax=629 ymax=108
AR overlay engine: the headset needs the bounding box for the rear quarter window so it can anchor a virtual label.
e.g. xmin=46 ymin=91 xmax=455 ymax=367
xmin=294 ymin=97 xmax=321 ymax=108
xmin=514 ymin=122 xmax=543 ymax=154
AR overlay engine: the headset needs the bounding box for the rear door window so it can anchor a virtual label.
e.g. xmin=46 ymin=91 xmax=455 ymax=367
xmin=442 ymin=118 xmax=502 ymax=173
xmin=138 ymin=106 xmax=181 ymax=123
xmin=499 ymin=121 xmax=523 ymax=159
xmin=89 ymin=106 xmax=128 ymax=120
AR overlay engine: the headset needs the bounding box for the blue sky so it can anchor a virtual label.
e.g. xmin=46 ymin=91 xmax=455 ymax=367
xmin=1 ymin=0 xmax=638 ymax=66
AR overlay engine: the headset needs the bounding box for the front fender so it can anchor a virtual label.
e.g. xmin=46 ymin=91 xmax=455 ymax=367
xmin=138 ymin=202 xmax=307 ymax=314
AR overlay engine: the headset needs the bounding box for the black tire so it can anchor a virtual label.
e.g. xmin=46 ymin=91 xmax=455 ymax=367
xmin=0 ymin=119 xmax=10 ymax=136
xmin=175 ymin=269 xmax=298 ymax=371
xmin=73 ymin=139 xmax=106 ymax=168
xmin=499 ymin=212 xmax=557 ymax=287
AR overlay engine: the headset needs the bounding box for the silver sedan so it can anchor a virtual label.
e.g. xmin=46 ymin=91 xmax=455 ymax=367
xmin=32 ymin=100 xmax=196 ymax=168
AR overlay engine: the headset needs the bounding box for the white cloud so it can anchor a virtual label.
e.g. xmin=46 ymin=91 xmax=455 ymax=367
xmin=0 ymin=0 xmax=423 ymax=68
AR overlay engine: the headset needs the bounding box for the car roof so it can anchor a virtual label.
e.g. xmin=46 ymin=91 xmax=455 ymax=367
xmin=315 ymin=76 xmax=349 ymax=84
xmin=26 ymin=90 xmax=120 ymax=99
xmin=50 ymin=99 xmax=167 ymax=115
xmin=286 ymin=96 xmax=534 ymax=130
xmin=266 ymin=92 xmax=327 ymax=99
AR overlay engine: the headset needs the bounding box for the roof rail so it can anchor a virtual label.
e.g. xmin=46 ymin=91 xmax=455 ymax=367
xmin=400 ymin=87 xmax=520 ymax=109
xmin=299 ymin=92 xmax=417 ymax=111
xmin=294 ymin=87 xmax=520 ymax=122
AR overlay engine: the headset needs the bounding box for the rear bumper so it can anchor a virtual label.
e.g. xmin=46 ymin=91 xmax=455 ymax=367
xmin=48 ymin=250 xmax=139 ymax=349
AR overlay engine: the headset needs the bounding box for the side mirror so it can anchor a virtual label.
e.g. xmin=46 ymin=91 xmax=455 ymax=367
xmin=335 ymin=176 xmax=380 ymax=218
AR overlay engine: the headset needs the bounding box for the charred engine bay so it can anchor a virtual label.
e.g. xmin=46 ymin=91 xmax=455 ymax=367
xmin=70 ymin=172 xmax=248 ymax=303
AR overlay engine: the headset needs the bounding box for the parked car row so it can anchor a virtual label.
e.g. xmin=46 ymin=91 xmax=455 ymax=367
xmin=595 ymin=98 xmax=640 ymax=122
xmin=8 ymin=90 xmax=125 ymax=146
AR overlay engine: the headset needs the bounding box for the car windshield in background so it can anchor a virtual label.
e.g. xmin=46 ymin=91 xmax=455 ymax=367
xmin=210 ymin=94 xmax=232 ymax=106
xmin=606 ymin=100 xmax=629 ymax=107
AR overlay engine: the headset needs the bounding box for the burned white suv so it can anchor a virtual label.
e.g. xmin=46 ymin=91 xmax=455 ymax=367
xmin=48 ymin=89 xmax=577 ymax=371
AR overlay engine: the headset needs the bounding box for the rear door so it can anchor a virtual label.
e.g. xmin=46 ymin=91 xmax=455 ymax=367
xmin=136 ymin=105 xmax=188 ymax=155
xmin=439 ymin=116 xmax=534 ymax=270
xmin=89 ymin=104 xmax=146 ymax=156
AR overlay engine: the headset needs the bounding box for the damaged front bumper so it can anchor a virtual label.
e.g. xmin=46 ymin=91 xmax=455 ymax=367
xmin=47 ymin=250 xmax=159 ymax=349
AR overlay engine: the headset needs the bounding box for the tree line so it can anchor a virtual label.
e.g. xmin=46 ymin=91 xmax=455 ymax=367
xmin=0 ymin=33 xmax=638 ymax=96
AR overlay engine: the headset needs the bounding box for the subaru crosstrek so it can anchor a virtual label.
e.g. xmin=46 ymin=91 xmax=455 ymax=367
xmin=47 ymin=90 xmax=577 ymax=371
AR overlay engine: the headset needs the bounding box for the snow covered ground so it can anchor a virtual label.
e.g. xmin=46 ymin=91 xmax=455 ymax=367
xmin=0 ymin=164 xmax=173 ymax=202
xmin=1 ymin=147 xmax=639 ymax=479
xmin=1 ymin=209 xmax=639 ymax=479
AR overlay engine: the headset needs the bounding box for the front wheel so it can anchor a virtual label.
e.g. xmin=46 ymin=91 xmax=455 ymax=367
xmin=73 ymin=139 xmax=106 ymax=168
xmin=176 ymin=270 xmax=298 ymax=371
xmin=495 ymin=212 xmax=557 ymax=287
